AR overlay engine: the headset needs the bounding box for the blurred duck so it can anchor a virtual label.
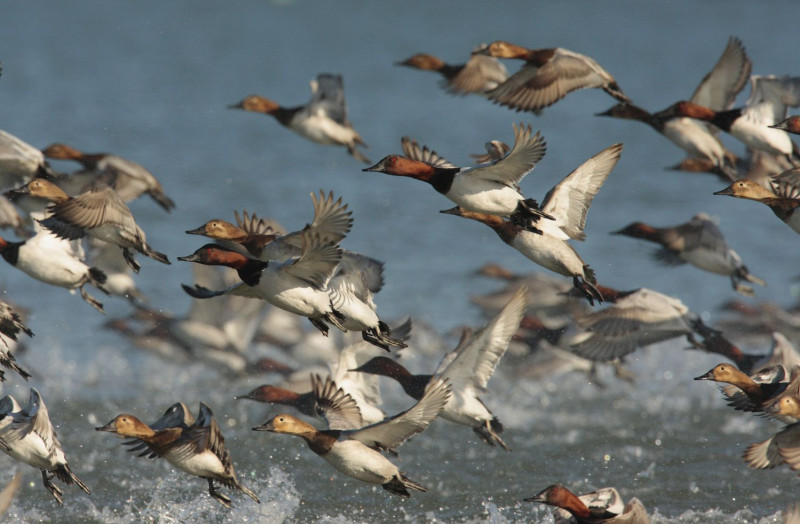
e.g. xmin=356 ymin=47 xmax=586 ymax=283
xmin=598 ymin=37 xmax=750 ymax=179
xmin=15 ymin=178 xmax=170 ymax=272
xmin=230 ymin=73 xmax=370 ymax=163
xmin=179 ymin=236 xmax=348 ymax=336
xmin=613 ymin=212 xmax=765 ymax=295
xmin=476 ymin=41 xmax=630 ymax=113
xmin=253 ymin=378 xmax=451 ymax=497
xmin=569 ymin=286 xmax=705 ymax=362
xmin=0 ymin=299 xmax=32 ymax=381
xmin=443 ymin=143 xmax=624 ymax=304
xmin=0 ymin=232 xmax=108 ymax=312
xmin=97 ymin=402 xmax=259 ymax=508
xmin=41 ymin=143 xmax=175 ymax=211
xmin=0 ymin=130 xmax=60 ymax=190
xmin=396 ymin=47 xmax=508 ymax=96
xmin=365 ymin=124 xmax=550 ymax=229
xmin=526 ymin=484 xmax=650 ymax=524
xmin=352 ymin=288 xmax=527 ymax=450
xmin=471 ymin=140 xmax=511 ymax=164
xmin=238 ymin=373 xmax=364 ymax=429
xmin=86 ymin=237 xmax=145 ymax=304
xmin=660 ymin=75 xmax=800 ymax=164
xmin=0 ymin=388 xmax=90 ymax=505
xmin=773 ymin=116 xmax=800 ymax=135
xmin=714 ymin=168 xmax=800 ymax=234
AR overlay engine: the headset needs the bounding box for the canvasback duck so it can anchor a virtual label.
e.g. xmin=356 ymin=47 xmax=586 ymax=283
xmin=526 ymin=484 xmax=650 ymax=524
xmin=230 ymin=73 xmax=370 ymax=163
xmin=476 ymin=41 xmax=630 ymax=113
xmin=661 ymin=76 xmax=800 ymax=163
xmin=187 ymin=190 xmax=352 ymax=262
xmin=365 ymin=124 xmax=551 ymax=229
xmin=568 ymin=286 xmax=702 ymax=361
xmin=0 ymin=130 xmax=60 ymax=189
xmin=695 ymin=362 xmax=791 ymax=417
xmin=17 ymin=178 xmax=170 ymax=272
xmin=773 ymin=116 xmax=800 ymax=135
xmin=97 ymin=402 xmax=260 ymax=508
xmin=598 ymin=37 xmax=750 ymax=178
xmin=0 ymin=388 xmax=90 ymax=505
xmin=443 ymin=143 xmax=624 ymax=304
xmin=714 ymin=169 xmax=800 ymax=234
xmin=613 ymin=212 xmax=765 ymax=295
xmin=179 ymin=237 xmax=348 ymax=336
xmin=396 ymin=48 xmax=509 ymax=96
xmin=41 ymin=143 xmax=175 ymax=211
xmin=238 ymin=374 xmax=364 ymax=429
xmin=0 ymin=232 xmax=108 ymax=313
xmin=352 ymin=287 xmax=526 ymax=450
xmin=0 ymin=299 xmax=32 ymax=381
xmin=253 ymin=377 xmax=451 ymax=497
xmin=121 ymin=401 xmax=196 ymax=458
xmin=744 ymin=395 xmax=800 ymax=473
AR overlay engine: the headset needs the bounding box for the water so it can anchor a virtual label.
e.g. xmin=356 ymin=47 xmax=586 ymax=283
xmin=0 ymin=0 xmax=798 ymax=521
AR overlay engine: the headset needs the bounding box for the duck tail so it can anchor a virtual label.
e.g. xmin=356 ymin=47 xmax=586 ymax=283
xmin=361 ymin=322 xmax=408 ymax=352
xmin=55 ymin=464 xmax=91 ymax=495
xmin=88 ymin=267 xmax=108 ymax=287
xmin=383 ymin=474 xmax=426 ymax=497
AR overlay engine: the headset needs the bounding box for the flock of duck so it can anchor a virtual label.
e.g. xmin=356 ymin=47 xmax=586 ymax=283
xmin=1 ymin=35 xmax=800 ymax=522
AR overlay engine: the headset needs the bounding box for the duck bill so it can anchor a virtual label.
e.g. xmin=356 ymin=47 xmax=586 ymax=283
xmin=523 ymin=488 xmax=548 ymax=503
xmin=694 ymin=370 xmax=714 ymax=381
xmin=439 ymin=206 xmax=463 ymax=216
xmin=713 ymin=186 xmax=734 ymax=196
xmin=185 ymin=226 xmax=208 ymax=236
xmin=177 ymin=253 xmax=200 ymax=262
xmin=95 ymin=420 xmax=118 ymax=433
xmin=252 ymin=420 xmax=275 ymax=432
xmin=227 ymin=101 xmax=245 ymax=110
xmin=362 ymin=162 xmax=383 ymax=173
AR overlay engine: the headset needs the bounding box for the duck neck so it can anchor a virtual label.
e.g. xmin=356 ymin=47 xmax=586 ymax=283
xmin=273 ymin=106 xmax=303 ymax=127
xmin=555 ymin=490 xmax=592 ymax=519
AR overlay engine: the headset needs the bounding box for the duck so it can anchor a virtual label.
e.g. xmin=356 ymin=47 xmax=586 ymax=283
xmin=442 ymin=143 xmax=624 ymax=304
xmin=253 ymin=377 xmax=451 ymax=497
xmin=15 ymin=178 xmax=170 ymax=273
xmin=96 ymin=402 xmax=260 ymax=508
xmin=744 ymin=396 xmax=800 ymax=473
xmin=120 ymin=401 xmax=196 ymax=458
xmin=0 ymin=232 xmax=108 ymax=313
xmin=568 ymin=286 xmax=703 ymax=361
xmin=0 ymin=299 xmax=32 ymax=381
xmin=659 ymin=75 xmax=800 ymax=163
xmin=526 ymin=484 xmax=650 ymax=524
xmin=714 ymin=168 xmax=800 ymax=234
xmin=364 ymin=124 xmax=550 ymax=229
xmin=475 ymin=41 xmax=630 ymax=113
xmin=773 ymin=116 xmax=800 ymax=135
xmin=695 ymin=362 xmax=791 ymax=417
xmin=41 ymin=143 xmax=175 ymax=211
xmin=597 ymin=37 xmax=750 ymax=178
xmin=229 ymin=73 xmax=370 ymax=163
xmin=0 ymin=388 xmax=90 ymax=505
xmin=179 ymin=236 xmax=348 ymax=336
xmin=0 ymin=130 xmax=60 ymax=190
xmin=352 ymin=287 xmax=526 ymax=449
xmin=396 ymin=47 xmax=509 ymax=96
xmin=613 ymin=212 xmax=765 ymax=295
xmin=186 ymin=190 xmax=352 ymax=262
xmin=238 ymin=373 xmax=364 ymax=429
